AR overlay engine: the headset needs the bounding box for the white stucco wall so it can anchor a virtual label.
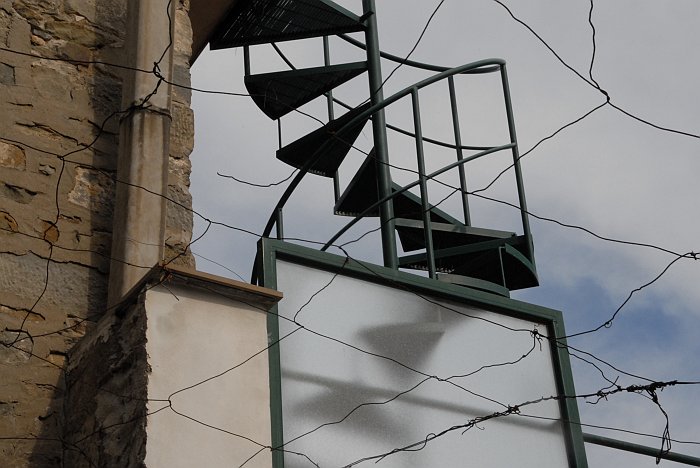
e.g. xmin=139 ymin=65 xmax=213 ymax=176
xmin=144 ymin=283 xmax=273 ymax=468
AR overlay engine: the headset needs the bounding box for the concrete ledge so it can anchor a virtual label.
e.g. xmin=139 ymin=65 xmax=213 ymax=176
xmin=162 ymin=262 xmax=283 ymax=310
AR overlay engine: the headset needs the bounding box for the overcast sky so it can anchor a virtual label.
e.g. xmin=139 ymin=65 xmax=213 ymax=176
xmin=188 ymin=1 xmax=700 ymax=465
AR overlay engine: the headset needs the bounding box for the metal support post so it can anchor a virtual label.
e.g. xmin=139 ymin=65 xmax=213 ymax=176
xmin=324 ymin=36 xmax=342 ymax=201
xmin=362 ymin=0 xmax=398 ymax=269
xmin=500 ymin=64 xmax=534 ymax=258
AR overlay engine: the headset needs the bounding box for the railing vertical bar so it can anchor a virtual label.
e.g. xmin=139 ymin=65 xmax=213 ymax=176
xmin=277 ymin=119 xmax=282 ymax=150
xmin=500 ymin=64 xmax=533 ymax=257
xmin=275 ymin=207 xmax=284 ymax=240
xmin=243 ymin=45 xmax=251 ymax=76
xmin=448 ymin=76 xmax=471 ymax=226
xmin=411 ymin=88 xmax=436 ymax=279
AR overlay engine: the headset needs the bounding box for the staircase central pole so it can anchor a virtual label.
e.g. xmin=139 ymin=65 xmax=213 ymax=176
xmin=363 ymin=0 xmax=398 ymax=269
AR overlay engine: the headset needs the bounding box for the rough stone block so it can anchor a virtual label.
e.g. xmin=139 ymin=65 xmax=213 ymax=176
xmin=56 ymin=41 xmax=92 ymax=64
xmin=7 ymin=10 xmax=31 ymax=53
xmin=67 ymin=167 xmax=114 ymax=218
xmin=0 ymin=331 xmax=32 ymax=364
xmin=169 ymin=102 xmax=194 ymax=160
xmin=0 ymin=9 xmax=11 ymax=47
xmin=30 ymin=60 xmax=75 ymax=103
xmin=64 ymin=0 xmax=98 ymax=24
xmin=171 ymin=63 xmax=191 ymax=103
xmin=174 ymin=7 xmax=193 ymax=58
xmin=0 ymin=62 xmax=14 ymax=84
xmin=0 ymin=210 xmax=18 ymax=232
xmin=0 ymin=183 xmax=37 ymax=204
xmin=0 ymin=252 xmax=107 ymax=317
xmin=38 ymin=163 xmax=55 ymax=175
xmin=0 ymin=142 xmax=25 ymax=170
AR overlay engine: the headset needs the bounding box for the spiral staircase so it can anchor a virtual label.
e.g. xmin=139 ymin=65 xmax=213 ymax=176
xmin=209 ymin=0 xmax=538 ymax=296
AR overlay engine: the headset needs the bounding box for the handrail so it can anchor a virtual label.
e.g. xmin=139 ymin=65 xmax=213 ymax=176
xmin=260 ymin=58 xmax=507 ymax=242
xmin=251 ymin=58 xmax=519 ymax=284
xmin=338 ymin=34 xmax=502 ymax=74
xmin=332 ymin=97 xmax=494 ymax=151
xmin=270 ymin=42 xmax=495 ymax=152
xmin=320 ymin=143 xmax=515 ymax=251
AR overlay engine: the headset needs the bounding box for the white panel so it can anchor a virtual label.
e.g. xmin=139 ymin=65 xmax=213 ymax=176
xmin=276 ymin=259 xmax=569 ymax=468
xmin=144 ymin=285 xmax=272 ymax=468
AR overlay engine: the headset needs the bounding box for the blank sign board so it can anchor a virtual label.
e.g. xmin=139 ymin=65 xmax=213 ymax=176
xmin=263 ymin=241 xmax=586 ymax=468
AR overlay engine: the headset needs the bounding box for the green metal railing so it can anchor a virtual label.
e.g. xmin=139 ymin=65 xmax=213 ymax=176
xmin=252 ymin=58 xmax=531 ymax=284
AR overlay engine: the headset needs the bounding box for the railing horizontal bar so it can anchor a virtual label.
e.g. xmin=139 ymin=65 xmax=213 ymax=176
xmin=321 ymin=59 xmax=506 ymax=150
xmin=339 ymin=34 xmax=502 ymax=74
xmin=583 ymin=432 xmax=700 ymax=466
xmin=321 ymin=143 xmax=515 ymax=251
xmin=261 ymin=60 xmax=506 ymax=241
xmin=268 ymin=40 xmax=493 ymax=151
xmin=332 ymin=97 xmax=492 ymax=151
xmin=253 ymin=57 xmax=512 ymax=283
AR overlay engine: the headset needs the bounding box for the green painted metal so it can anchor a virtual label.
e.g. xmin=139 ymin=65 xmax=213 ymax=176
xmin=398 ymin=235 xmax=537 ymax=288
xmin=323 ymin=35 xmax=342 ymax=202
xmin=275 ymin=207 xmax=284 ymax=239
xmin=394 ymin=218 xmax=515 ymax=252
xmin=323 ymin=142 xmax=516 ymax=252
xmin=267 ymin=39 xmax=500 ymax=154
xmin=583 ymin=433 xmax=700 ymax=466
xmin=338 ymin=33 xmax=501 ymax=75
xmin=410 ymin=88 xmax=436 ymax=278
xmin=245 ymin=62 xmax=367 ymax=120
xmin=259 ymin=238 xmax=588 ymax=468
xmin=230 ymin=0 xmax=537 ymax=295
xmin=334 ymin=152 xmax=465 ymax=228
xmin=329 ymin=92 xmax=496 ymax=152
xmin=261 ymin=58 xmax=512 ymax=251
xmin=397 ymin=235 xmax=538 ymax=291
xmin=210 ymin=0 xmax=365 ymax=48
xmin=436 ymin=272 xmax=510 ymax=297
xmin=276 ymin=102 xmax=371 ymax=177
xmin=448 ymin=76 xmax=471 ymax=225
xmin=547 ymin=312 xmax=589 ymax=467
xmin=500 ymin=64 xmax=535 ymax=266
xmin=258 ymin=239 xmax=285 ymax=468
xmin=362 ymin=0 xmax=398 ymax=270
xmin=243 ymin=45 xmax=251 ymax=76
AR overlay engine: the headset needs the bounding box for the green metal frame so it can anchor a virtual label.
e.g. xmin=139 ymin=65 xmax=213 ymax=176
xmin=583 ymin=433 xmax=700 ymax=466
xmin=258 ymin=238 xmax=588 ymax=468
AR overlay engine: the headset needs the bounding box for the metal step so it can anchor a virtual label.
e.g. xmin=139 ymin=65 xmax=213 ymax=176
xmin=276 ymin=103 xmax=371 ymax=177
xmin=210 ymin=0 xmax=365 ymax=49
xmin=245 ymin=62 xmax=367 ymax=120
xmin=398 ymin=235 xmax=538 ymax=291
xmin=436 ymin=273 xmax=510 ymax=297
xmin=394 ymin=218 xmax=516 ymax=252
xmin=334 ymin=153 xmax=463 ymax=224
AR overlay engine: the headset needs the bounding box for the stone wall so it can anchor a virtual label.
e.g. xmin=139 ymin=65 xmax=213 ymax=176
xmin=62 ymin=291 xmax=149 ymax=468
xmin=166 ymin=0 xmax=195 ymax=268
xmin=0 ymin=0 xmax=195 ymax=465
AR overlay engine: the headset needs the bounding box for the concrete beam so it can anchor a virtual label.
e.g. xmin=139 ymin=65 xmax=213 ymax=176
xmin=108 ymin=0 xmax=176 ymax=306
